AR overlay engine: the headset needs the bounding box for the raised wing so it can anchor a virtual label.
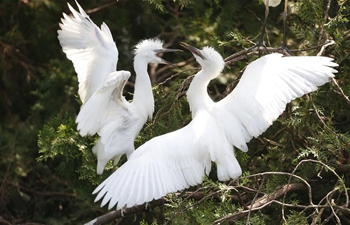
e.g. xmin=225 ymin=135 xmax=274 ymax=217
xmin=217 ymin=53 xmax=338 ymax=152
xmin=76 ymin=71 xmax=130 ymax=136
xmin=92 ymin=109 xmax=243 ymax=210
xmin=57 ymin=1 xmax=118 ymax=104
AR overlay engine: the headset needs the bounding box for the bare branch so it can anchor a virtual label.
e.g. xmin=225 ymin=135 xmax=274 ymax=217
xmin=85 ymin=2 xmax=118 ymax=14
xmin=224 ymin=41 xmax=336 ymax=66
xmin=212 ymin=183 xmax=307 ymax=224
xmin=246 ymin=176 xmax=266 ymax=224
xmin=317 ymin=40 xmax=335 ymax=56
xmin=292 ymin=159 xmax=349 ymax=207
xmin=331 ymin=77 xmax=350 ymax=106
xmin=84 ymin=199 xmax=164 ymax=225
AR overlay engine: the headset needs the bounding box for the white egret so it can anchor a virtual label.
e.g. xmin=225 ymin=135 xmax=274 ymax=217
xmin=57 ymin=1 xmax=180 ymax=174
xmin=93 ymin=43 xmax=337 ymax=210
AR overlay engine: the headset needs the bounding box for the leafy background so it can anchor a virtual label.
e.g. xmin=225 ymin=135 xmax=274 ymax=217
xmin=1 ymin=0 xmax=349 ymax=224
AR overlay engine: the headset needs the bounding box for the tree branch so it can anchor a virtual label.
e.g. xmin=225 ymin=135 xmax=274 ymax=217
xmin=84 ymin=199 xmax=164 ymax=225
xmin=86 ymin=161 xmax=350 ymax=225
xmin=212 ymin=183 xmax=307 ymax=224
xmin=224 ymin=41 xmax=336 ymax=65
xmin=85 ymin=2 xmax=118 ymax=14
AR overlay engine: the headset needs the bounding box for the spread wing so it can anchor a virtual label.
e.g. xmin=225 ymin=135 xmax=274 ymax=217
xmin=92 ymin=110 xmax=244 ymax=210
xmin=57 ymin=1 xmax=118 ymax=104
xmin=76 ymin=71 xmax=130 ymax=136
xmin=216 ymin=53 xmax=338 ymax=152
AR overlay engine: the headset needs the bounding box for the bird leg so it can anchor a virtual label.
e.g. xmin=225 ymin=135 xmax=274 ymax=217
xmin=261 ymin=3 xmax=270 ymax=47
xmin=278 ymin=0 xmax=292 ymax=55
xmin=248 ymin=3 xmax=270 ymax=56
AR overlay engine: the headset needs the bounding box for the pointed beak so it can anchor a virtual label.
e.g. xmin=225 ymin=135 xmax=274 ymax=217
xmin=154 ymin=48 xmax=182 ymax=57
xmin=154 ymin=48 xmax=182 ymax=67
xmin=156 ymin=48 xmax=183 ymax=53
xmin=180 ymin=42 xmax=206 ymax=60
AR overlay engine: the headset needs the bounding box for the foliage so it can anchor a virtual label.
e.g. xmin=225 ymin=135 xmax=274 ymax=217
xmin=1 ymin=0 xmax=349 ymax=224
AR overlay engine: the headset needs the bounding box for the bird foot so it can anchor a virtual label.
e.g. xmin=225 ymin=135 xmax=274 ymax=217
xmin=277 ymin=44 xmax=293 ymax=56
xmin=248 ymin=41 xmax=269 ymax=57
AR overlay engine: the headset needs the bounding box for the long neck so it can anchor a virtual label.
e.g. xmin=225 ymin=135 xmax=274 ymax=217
xmin=186 ymin=69 xmax=214 ymax=117
xmin=132 ymin=55 xmax=154 ymax=121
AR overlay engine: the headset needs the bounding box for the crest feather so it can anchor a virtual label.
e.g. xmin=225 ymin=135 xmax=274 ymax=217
xmin=134 ymin=38 xmax=164 ymax=55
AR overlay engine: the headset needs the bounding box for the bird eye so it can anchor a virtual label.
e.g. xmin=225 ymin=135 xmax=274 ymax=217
xmin=153 ymin=49 xmax=164 ymax=57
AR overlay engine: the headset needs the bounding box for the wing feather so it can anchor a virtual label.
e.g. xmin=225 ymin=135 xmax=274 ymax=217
xmin=58 ymin=1 xmax=118 ymax=103
xmin=93 ymin=121 xmax=212 ymax=210
xmin=98 ymin=118 xmax=121 ymax=147
xmin=76 ymin=71 xmax=130 ymax=136
xmin=217 ymin=53 xmax=338 ymax=151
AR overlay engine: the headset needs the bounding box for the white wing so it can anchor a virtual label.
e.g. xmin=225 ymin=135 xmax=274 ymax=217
xmin=76 ymin=71 xmax=130 ymax=136
xmin=92 ymin=110 xmax=243 ymax=210
xmin=216 ymin=53 xmax=338 ymax=152
xmin=57 ymin=1 xmax=118 ymax=104
xmin=92 ymin=100 xmax=143 ymax=174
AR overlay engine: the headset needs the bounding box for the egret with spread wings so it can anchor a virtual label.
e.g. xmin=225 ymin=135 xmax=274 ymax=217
xmin=57 ymin=1 xmax=179 ymax=174
xmin=93 ymin=42 xmax=337 ymax=210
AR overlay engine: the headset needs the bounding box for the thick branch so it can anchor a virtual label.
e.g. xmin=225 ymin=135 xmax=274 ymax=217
xmin=84 ymin=199 xmax=164 ymax=225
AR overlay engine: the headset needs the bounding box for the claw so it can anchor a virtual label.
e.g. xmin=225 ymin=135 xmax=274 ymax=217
xmin=277 ymin=44 xmax=292 ymax=56
xmin=248 ymin=41 xmax=269 ymax=57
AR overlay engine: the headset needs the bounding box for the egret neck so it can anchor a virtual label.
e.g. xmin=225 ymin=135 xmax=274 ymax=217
xmin=132 ymin=54 xmax=155 ymax=122
xmin=186 ymin=68 xmax=216 ymax=117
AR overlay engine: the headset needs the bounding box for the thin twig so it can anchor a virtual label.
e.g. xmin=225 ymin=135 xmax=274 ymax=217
xmin=85 ymin=2 xmax=118 ymax=14
xmin=246 ymin=176 xmax=265 ymax=224
xmin=213 ymin=183 xmax=307 ymax=224
xmin=224 ymin=41 xmax=335 ymax=65
xmin=331 ymin=77 xmax=350 ymax=106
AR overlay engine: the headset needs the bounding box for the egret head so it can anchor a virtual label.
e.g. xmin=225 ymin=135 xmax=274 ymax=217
xmin=134 ymin=38 xmax=181 ymax=65
xmin=180 ymin=42 xmax=225 ymax=73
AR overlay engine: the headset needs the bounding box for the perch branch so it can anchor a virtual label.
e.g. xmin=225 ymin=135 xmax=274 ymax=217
xmin=84 ymin=199 xmax=164 ymax=225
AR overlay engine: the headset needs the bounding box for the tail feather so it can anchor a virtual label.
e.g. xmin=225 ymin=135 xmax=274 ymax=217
xmin=216 ymin=153 xmax=242 ymax=181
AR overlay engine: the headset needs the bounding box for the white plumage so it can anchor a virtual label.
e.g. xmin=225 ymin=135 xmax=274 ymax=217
xmin=264 ymin=0 xmax=282 ymax=7
xmin=93 ymin=42 xmax=337 ymax=210
xmin=57 ymin=1 xmax=179 ymax=174
xmin=58 ymin=1 xmax=118 ymax=104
